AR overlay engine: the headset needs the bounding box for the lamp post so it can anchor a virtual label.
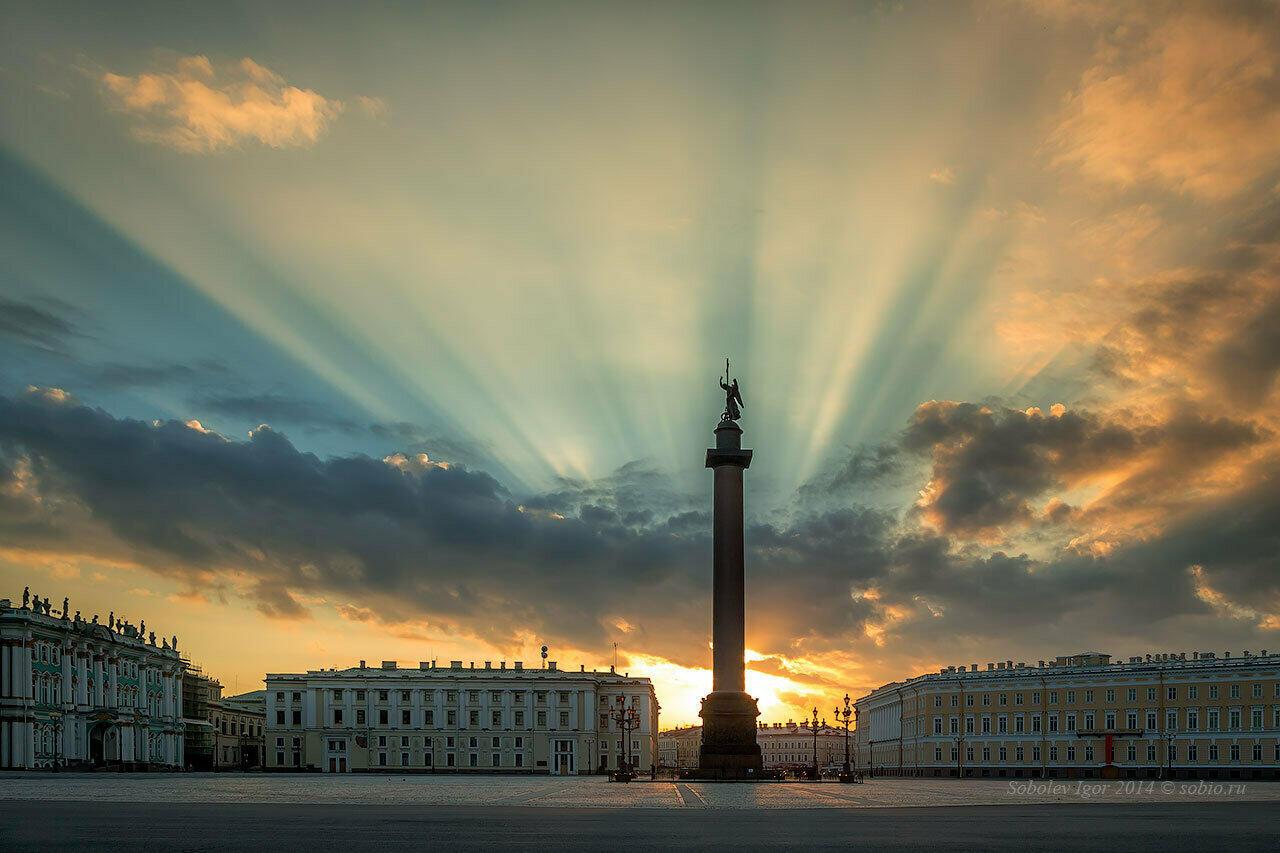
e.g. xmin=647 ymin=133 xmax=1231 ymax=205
xmin=1164 ymin=729 xmax=1175 ymax=780
xmin=609 ymin=696 xmax=640 ymax=782
xmin=807 ymin=706 xmax=827 ymax=780
xmin=853 ymin=705 xmax=860 ymax=773
xmin=835 ymin=694 xmax=855 ymax=782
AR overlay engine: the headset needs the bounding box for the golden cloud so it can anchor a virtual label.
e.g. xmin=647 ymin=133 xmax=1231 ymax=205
xmin=1051 ymin=10 xmax=1280 ymax=199
xmin=101 ymin=55 xmax=344 ymax=152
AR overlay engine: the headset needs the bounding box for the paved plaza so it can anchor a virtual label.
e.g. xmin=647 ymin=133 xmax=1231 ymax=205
xmin=3 ymin=772 xmax=1280 ymax=809
xmin=3 ymin=775 xmax=1279 ymax=850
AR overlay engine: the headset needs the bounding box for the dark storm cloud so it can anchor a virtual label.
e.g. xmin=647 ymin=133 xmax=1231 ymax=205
xmin=192 ymin=391 xmax=363 ymax=432
xmin=1 ymin=387 xmax=1277 ymax=676
xmin=0 ymin=296 xmax=80 ymax=351
xmin=92 ymin=359 xmax=228 ymax=390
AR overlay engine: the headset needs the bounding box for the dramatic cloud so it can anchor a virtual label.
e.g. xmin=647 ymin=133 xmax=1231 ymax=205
xmin=100 ymin=55 xmax=343 ymax=152
xmin=1050 ymin=4 xmax=1280 ymax=198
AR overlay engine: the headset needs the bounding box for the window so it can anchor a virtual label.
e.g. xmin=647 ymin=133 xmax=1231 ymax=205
xmin=425 ymin=710 xmax=435 ymax=725
xmin=537 ymin=711 xmax=547 ymax=727
xmin=492 ymin=753 xmax=501 ymax=767
xmin=1049 ymin=714 xmax=1059 ymax=732
xmin=469 ymin=691 xmax=480 ymax=703
xmin=1209 ymin=685 xmax=1219 ymax=699
xmin=1147 ymin=744 xmax=1156 ymax=762
xmin=1084 ymin=746 xmax=1094 ymax=761
xmin=1252 ymin=744 xmax=1262 ymax=761
xmin=469 ymin=753 xmax=478 ymax=767
xmin=1066 ymin=691 xmax=1075 ymax=704
xmin=1127 ymin=688 xmax=1136 ymax=702
xmin=447 ymin=710 xmax=457 ymax=727
xmin=378 ymin=736 xmax=387 ymax=747
xmin=401 ymin=752 xmax=409 ymax=766
xmin=1188 ymin=743 xmax=1198 ymax=761
xmin=379 ymin=709 xmax=389 ymax=725
xmin=982 ymin=747 xmax=990 ymax=762
xmin=378 ymin=690 xmax=389 ymax=701
xmin=492 ymin=710 xmax=502 ymax=727
xmin=1032 ymin=692 xmax=1040 ymax=705
xmin=1049 ymin=691 xmax=1058 ymax=705
xmin=1127 ymin=744 xmax=1136 ymax=762
xmin=999 ymin=747 xmax=1007 ymax=761
xmin=515 ymin=753 xmax=523 ymax=767
xmin=402 ymin=710 xmax=411 ymax=725
xmin=1105 ymin=712 xmax=1116 ymax=730
xmin=1084 ymin=690 xmax=1093 ymax=704
xmin=982 ymin=694 xmax=990 ymax=706
xmin=934 ymin=696 xmax=942 ymax=708
xmin=1049 ymin=746 xmax=1058 ymax=761
xmin=514 ymin=711 xmax=524 ymax=727
xmin=981 ymin=717 xmax=991 ymax=734
xmin=1015 ymin=747 xmax=1024 ymax=762
xmin=998 ymin=715 xmax=1007 ymax=734
xmin=1146 ymin=712 xmax=1157 ymax=730
xmin=292 ymin=710 xmax=301 ymax=725
xmin=1187 ymin=710 xmax=1198 ymax=731
xmin=333 ymin=689 xmax=343 ymax=700
xmin=357 ymin=710 xmax=366 ymax=725
xmin=1230 ymin=744 xmax=1240 ymax=761
xmin=1188 ymin=686 xmax=1197 ymax=699
xmin=934 ymin=718 xmax=943 ymax=735
xmin=468 ymin=737 xmax=478 ymax=748
xmin=276 ymin=710 xmax=285 ymax=725
xmin=333 ymin=709 xmax=343 ymax=725
xmin=1167 ymin=710 xmax=1177 ymax=731
xmin=469 ymin=710 xmax=480 ymax=727
xmin=447 ymin=754 xmax=456 ymax=767
xmin=1014 ymin=716 xmax=1024 ymax=734
xmin=1106 ymin=689 xmax=1115 ymax=703
xmin=1084 ymin=713 xmax=1094 ymax=730
xmin=1067 ymin=746 xmax=1076 ymax=761
xmin=1127 ymin=712 xmax=1137 ymax=729
xmin=1229 ymin=709 xmax=1241 ymax=730
xmin=293 ymin=692 xmax=301 ymax=702
xmin=1208 ymin=709 xmax=1219 ymax=729
xmin=935 ymin=747 xmax=943 ymax=761
xmin=402 ymin=690 xmax=411 ymax=702
xmin=1229 ymin=684 xmax=1240 ymax=699
xmin=1209 ymin=744 xmax=1219 ymax=760
xmin=952 ymin=695 xmax=959 ymax=707
xmin=356 ymin=690 xmax=366 ymax=701
xmin=966 ymin=694 xmax=974 ymax=707
xmin=276 ymin=691 xmax=285 ymax=701
xmin=514 ymin=737 xmax=523 ymax=748
xmin=1167 ymin=686 xmax=1177 ymax=701
xmin=1147 ymin=688 xmax=1156 ymax=701
xmin=559 ymin=711 xmax=569 ymax=728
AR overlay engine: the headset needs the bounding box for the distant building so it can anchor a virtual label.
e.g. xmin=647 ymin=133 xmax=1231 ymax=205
xmin=265 ymin=659 xmax=659 ymax=774
xmin=0 ymin=592 xmax=183 ymax=769
xmin=658 ymin=725 xmax=702 ymax=769
xmin=757 ymin=721 xmax=844 ymax=770
xmin=855 ymin=650 xmax=1280 ymax=780
xmin=181 ymin=663 xmax=217 ymax=771
xmin=212 ymin=690 xmax=266 ymax=770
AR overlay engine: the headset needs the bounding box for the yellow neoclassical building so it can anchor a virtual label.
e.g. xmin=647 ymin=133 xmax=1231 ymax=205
xmin=265 ymin=658 xmax=658 ymax=775
xmin=855 ymin=650 xmax=1280 ymax=780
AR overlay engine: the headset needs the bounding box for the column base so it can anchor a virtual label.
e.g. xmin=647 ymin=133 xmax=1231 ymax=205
xmin=693 ymin=691 xmax=762 ymax=779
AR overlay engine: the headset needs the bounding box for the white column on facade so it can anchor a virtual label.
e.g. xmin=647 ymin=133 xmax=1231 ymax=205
xmin=1 ymin=643 xmax=10 ymax=697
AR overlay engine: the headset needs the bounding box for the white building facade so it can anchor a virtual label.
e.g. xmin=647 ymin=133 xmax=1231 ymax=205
xmin=757 ymin=721 xmax=846 ymax=771
xmin=1 ymin=593 xmax=184 ymax=769
xmin=855 ymin=650 xmax=1280 ymax=780
xmin=265 ymin=659 xmax=659 ymax=774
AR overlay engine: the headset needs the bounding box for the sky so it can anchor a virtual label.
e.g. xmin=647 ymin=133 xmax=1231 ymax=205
xmin=1 ymin=0 xmax=1278 ymax=726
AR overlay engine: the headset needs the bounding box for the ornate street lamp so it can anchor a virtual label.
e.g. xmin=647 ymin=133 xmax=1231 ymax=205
xmin=835 ymin=693 xmax=858 ymax=782
xmin=608 ymin=695 xmax=641 ymax=782
xmin=807 ymin=706 xmax=827 ymax=780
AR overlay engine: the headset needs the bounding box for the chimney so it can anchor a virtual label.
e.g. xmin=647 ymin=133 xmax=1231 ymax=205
xmin=548 ymin=660 xmax=557 ymax=671
xmin=359 ymin=660 xmax=366 ymax=669
xmin=514 ymin=661 xmax=523 ymax=670
xmin=484 ymin=661 xmax=491 ymax=669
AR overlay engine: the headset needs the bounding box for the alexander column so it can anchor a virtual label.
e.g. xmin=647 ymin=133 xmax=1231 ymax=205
xmin=696 ymin=360 xmax=763 ymax=778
